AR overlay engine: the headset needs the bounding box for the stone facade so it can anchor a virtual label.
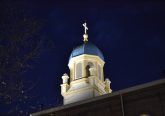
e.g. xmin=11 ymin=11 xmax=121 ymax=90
xmin=61 ymin=54 xmax=112 ymax=104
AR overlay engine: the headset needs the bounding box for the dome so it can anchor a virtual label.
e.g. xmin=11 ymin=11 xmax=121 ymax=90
xmin=69 ymin=42 xmax=104 ymax=61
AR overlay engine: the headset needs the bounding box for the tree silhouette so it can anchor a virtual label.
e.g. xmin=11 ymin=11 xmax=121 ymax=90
xmin=0 ymin=1 xmax=48 ymax=115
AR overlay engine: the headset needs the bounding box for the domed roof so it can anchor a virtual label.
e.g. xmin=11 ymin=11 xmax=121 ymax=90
xmin=69 ymin=42 xmax=104 ymax=61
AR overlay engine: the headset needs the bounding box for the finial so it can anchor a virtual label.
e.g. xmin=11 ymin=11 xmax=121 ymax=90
xmin=83 ymin=22 xmax=88 ymax=42
xmin=63 ymin=73 xmax=68 ymax=76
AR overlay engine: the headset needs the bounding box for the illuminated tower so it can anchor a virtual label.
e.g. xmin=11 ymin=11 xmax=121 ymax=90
xmin=61 ymin=23 xmax=112 ymax=105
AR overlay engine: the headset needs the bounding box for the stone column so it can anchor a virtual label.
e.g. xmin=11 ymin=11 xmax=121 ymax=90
xmin=61 ymin=73 xmax=70 ymax=95
xmin=89 ymin=67 xmax=96 ymax=76
xmin=105 ymin=78 xmax=112 ymax=93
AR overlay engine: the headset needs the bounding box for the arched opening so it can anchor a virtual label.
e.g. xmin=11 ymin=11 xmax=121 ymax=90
xmin=76 ymin=62 xmax=82 ymax=79
xmin=86 ymin=62 xmax=94 ymax=77
xmin=98 ymin=65 xmax=102 ymax=80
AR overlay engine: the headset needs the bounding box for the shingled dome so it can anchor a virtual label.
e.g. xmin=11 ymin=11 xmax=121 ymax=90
xmin=69 ymin=42 xmax=104 ymax=61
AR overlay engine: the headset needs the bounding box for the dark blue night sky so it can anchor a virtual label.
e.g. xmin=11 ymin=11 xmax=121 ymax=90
xmin=0 ymin=1 xmax=165 ymax=115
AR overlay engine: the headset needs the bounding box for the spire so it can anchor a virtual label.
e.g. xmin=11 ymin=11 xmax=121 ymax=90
xmin=83 ymin=22 xmax=88 ymax=43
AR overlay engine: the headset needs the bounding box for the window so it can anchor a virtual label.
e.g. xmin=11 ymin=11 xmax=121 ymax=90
xmin=88 ymin=62 xmax=94 ymax=67
xmin=76 ymin=62 xmax=82 ymax=79
xmin=86 ymin=62 xmax=94 ymax=77
xmin=98 ymin=65 xmax=102 ymax=80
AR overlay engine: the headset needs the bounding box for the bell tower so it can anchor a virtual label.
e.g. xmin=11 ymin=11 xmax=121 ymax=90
xmin=61 ymin=23 xmax=112 ymax=105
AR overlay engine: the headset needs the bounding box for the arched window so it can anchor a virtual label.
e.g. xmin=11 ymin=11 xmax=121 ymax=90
xmin=86 ymin=62 xmax=94 ymax=77
xmin=86 ymin=65 xmax=90 ymax=77
xmin=98 ymin=65 xmax=102 ymax=80
xmin=76 ymin=62 xmax=82 ymax=79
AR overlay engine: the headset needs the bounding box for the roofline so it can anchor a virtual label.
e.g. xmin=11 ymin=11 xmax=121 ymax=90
xmin=30 ymin=78 xmax=165 ymax=116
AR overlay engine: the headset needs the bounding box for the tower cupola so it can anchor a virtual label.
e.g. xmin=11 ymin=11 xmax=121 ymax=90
xmin=61 ymin=22 xmax=112 ymax=105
